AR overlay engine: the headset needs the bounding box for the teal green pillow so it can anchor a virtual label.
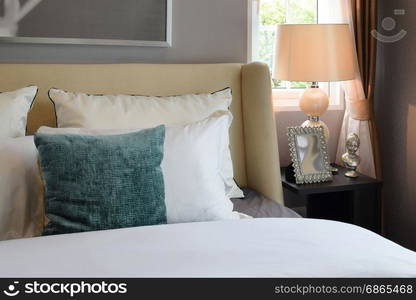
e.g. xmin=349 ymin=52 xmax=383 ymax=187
xmin=34 ymin=126 xmax=166 ymax=235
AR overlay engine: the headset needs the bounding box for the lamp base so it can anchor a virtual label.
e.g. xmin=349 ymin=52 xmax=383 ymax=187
xmin=301 ymin=117 xmax=330 ymax=141
xmin=299 ymin=84 xmax=330 ymax=140
xmin=299 ymin=86 xmax=329 ymax=118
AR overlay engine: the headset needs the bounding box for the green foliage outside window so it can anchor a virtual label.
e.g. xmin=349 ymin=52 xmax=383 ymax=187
xmin=285 ymin=0 xmax=317 ymax=25
xmin=258 ymin=0 xmax=317 ymax=89
xmin=260 ymin=0 xmax=286 ymax=25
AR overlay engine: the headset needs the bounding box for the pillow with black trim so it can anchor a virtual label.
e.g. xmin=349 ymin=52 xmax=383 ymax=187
xmin=0 ymin=86 xmax=38 ymax=139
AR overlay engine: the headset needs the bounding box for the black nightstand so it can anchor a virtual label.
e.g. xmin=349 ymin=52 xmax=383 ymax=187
xmin=281 ymin=165 xmax=383 ymax=234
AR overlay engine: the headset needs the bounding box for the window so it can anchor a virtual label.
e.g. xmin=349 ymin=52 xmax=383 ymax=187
xmin=249 ymin=0 xmax=345 ymax=111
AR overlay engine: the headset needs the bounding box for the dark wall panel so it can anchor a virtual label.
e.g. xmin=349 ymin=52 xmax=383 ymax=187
xmin=375 ymin=0 xmax=416 ymax=250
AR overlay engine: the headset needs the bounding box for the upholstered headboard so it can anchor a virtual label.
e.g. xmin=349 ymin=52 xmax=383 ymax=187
xmin=0 ymin=62 xmax=283 ymax=204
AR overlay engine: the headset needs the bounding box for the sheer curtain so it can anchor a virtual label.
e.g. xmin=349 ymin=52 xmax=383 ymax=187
xmin=319 ymin=0 xmax=378 ymax=178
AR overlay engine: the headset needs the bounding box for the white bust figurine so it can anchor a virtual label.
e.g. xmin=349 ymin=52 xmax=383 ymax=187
xmin=342 ymin=133 xmax=361 ymax=178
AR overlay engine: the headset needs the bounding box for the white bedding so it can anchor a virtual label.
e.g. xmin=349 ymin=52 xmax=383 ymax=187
xmin=0 ymin=137 xmax=43 ymax=240
xmin=0 ymin=218 xmax=415 ymax=278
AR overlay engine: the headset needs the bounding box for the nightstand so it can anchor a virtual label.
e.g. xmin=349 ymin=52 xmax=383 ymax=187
xmin=281 ymin=165 xmax=383 ymax=234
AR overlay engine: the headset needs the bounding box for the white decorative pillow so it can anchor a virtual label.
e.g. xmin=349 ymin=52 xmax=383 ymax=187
xmin=0 ymin=86 xmax=38 ymax=139
xmin=49 ymin=87 xmax=243 ymax=198
xmin=0 ymin=136 xmax=43 ymax=240
xmin=38 ymin=113 xmax=240 ymax=224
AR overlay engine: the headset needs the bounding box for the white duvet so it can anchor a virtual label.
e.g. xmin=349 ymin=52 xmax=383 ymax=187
xmin=0 ymin=218 xmax=415 ymax=277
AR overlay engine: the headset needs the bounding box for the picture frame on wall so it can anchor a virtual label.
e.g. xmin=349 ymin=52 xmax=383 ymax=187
xmin=0 ymin=0 xmax=172 ymax=47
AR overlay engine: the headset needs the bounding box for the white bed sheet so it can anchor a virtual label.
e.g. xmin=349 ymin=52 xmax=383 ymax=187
xmin=0 ymin=218 xmax=415 ymax=278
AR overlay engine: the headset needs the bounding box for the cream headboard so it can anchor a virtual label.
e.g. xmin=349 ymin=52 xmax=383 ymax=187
xmin=0 ymin=62 xmax=283 ymax=204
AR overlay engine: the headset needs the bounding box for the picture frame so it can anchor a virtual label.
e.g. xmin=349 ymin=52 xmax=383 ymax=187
xmin=0 ymin=0 xmax=172 ymax=47
xmin=287 ymin=126 xmax=333 ymax=184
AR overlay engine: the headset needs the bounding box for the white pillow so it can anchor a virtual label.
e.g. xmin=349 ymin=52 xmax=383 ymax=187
xmin=48 ymin=87 xmax=244 ymax=198
xmin=38 ymin=113 xmax=240 ymax=223
xmin=0 ymin=137 xmax=43 ymax=240
xmin=0 ymin=86 xmax=38 ymax=139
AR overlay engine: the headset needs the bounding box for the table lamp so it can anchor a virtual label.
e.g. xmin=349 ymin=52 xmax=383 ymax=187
xmin=273 ymin=24 xmax=356 ymax=140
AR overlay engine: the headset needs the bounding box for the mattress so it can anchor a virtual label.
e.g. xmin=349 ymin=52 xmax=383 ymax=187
xmin=0 ymin=218 xmax=415 ymax=278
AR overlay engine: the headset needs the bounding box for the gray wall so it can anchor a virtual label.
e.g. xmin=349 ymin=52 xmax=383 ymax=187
xmin=0 ymin=0 xmax=248 ymax=63
xmin=375 ymin=0 xmax=416 ymax=250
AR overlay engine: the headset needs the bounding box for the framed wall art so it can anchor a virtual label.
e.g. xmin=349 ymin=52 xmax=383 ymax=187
xmin=0 ymin=0 xmax=172 ymax=47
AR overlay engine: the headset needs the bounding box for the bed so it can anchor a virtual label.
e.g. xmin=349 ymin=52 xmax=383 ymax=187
xmin=0 ymin=62 xmax=415 ymax=277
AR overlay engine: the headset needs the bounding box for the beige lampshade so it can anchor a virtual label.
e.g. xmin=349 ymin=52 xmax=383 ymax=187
xmin=273 ymin=24 xmax=356 ymax=82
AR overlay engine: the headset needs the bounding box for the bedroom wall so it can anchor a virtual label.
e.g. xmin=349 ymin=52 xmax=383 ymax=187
xmin=375 ymin=0 xmax=416 ymax=250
